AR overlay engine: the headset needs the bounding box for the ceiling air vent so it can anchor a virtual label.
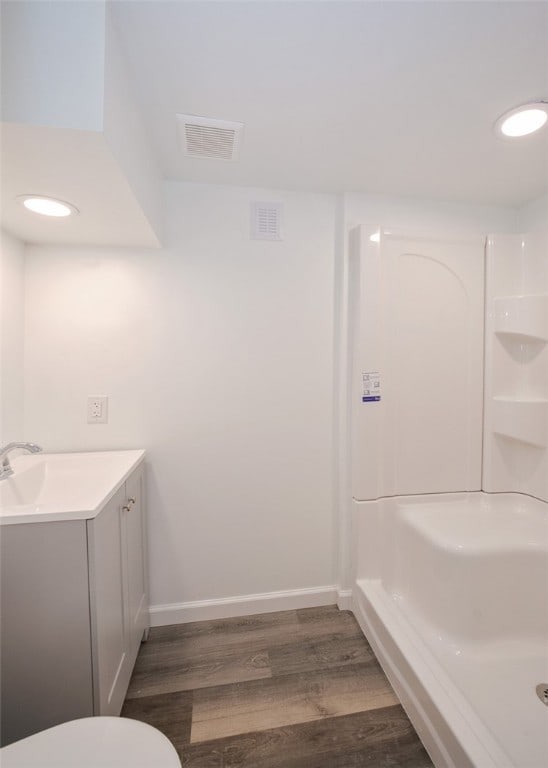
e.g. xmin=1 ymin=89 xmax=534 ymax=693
xmin=176 ymin=114 xmax=244 ymax=160
xmin=251 ymin=202 xmax=283 ymax=241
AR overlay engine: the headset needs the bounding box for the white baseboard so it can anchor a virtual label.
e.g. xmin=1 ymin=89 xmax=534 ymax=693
xmin=149 ymin=585 xmax=339 ymax=627
xmin=337 ymin=588 xmax=353 ymax=611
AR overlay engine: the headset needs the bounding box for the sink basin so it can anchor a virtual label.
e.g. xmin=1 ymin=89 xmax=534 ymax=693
xmin=0 ymin=461 xmax=46 ymax=507
xmin=0 ymin=450 xmax=145 ymax=525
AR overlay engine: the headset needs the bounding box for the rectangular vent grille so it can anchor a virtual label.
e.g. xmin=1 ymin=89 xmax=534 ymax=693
xmin=251 ymin=202 xmax=283 ymax=241
xmin=177 ymin=114 xmax=243 ymax=160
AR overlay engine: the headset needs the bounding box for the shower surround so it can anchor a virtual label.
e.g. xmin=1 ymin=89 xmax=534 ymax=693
xmin=348 ymin=228 xmax=548 ymax=768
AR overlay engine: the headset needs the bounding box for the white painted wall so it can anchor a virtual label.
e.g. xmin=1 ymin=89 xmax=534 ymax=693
xmin=0 ymin=231 xmax=25 ymax=443
xmin=344 ymin=193 xmax=518 ymax=237
xmin=1 ymin=0 xmax=105 ymax=131
xmin=1 ymin=0 xmax=162 ymax=247
xmin=103 ymin=3 xmax=163 ymax=242
xmin=16 ymin=183 xmax=521 ymax=616
xmin=23 ymin=183 xmax=337 ymax=614
xmin=517 ymin=193 xmax=548 ymax=234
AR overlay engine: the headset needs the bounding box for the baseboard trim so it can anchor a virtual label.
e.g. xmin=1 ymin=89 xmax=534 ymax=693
xmin=337 ymin=589 xmax=353 ymax=611
xmin=149 ymin=585 xmax=339 ymax=627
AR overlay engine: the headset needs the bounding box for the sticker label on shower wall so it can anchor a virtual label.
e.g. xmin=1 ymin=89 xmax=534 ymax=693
xmin=362 ymin=371 xmax=381 ymax=402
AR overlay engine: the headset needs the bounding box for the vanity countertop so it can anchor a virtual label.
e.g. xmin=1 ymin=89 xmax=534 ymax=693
xmin=0 ymin=450 xmax=146 ymax=525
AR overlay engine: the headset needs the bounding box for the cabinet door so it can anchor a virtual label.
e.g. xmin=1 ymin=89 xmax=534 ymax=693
xmin=87 ymin=486 xmax=127 ymax=716
xmin=0 ymin=521 xmax=93 ymax=745
xmin=123 ymin=463 xmax=149 ymax=665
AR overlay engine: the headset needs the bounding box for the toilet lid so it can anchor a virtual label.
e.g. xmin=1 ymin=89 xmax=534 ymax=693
xmin=0 ymin=717 xmax=181 ymax=768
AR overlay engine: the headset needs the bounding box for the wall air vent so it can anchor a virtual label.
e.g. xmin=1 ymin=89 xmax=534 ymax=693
xmin=176 ymin=114 xmax=244 ymax=160
xmin=251 ymin=202 xmax=283 ymax=241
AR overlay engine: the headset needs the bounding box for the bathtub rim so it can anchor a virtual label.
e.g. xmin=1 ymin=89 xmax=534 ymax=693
xmin=353 ymin=578 xmax=514 ymax=768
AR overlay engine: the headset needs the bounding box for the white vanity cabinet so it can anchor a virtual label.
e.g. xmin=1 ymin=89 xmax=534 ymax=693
xmin=123 ymin=467 xmax=149 ymax=667
xmin=87 ymin=462 xmax=148 ymax=716
xmin=0 ymin=454 xmax=149 ymax=747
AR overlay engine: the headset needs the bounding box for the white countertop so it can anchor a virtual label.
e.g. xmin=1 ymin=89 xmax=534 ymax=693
xmin=0 ymin=450 xmax=146 ymax=525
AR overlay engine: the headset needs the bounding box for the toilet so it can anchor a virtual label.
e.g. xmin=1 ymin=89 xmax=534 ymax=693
xmin=0 ymin=717 xmax=181 ymax=767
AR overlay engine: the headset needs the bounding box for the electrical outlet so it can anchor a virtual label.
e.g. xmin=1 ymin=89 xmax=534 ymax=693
xmin=87 ymin=396 xmax=108 ymax=424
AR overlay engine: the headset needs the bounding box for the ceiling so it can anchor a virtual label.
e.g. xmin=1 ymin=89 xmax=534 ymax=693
xmin=113 ymin=0 xmax=548 ymax=207
xmin=1 ymin=123 xmax=161 ymax=248
xmin=2 ymin=0 xmax=547 ymax=249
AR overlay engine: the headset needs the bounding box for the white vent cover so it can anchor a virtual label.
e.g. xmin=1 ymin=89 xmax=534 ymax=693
xmin=251 ymin=202 xmax=283 ymax=241
xmin=176 ymin=114 xmax=244 ymax=160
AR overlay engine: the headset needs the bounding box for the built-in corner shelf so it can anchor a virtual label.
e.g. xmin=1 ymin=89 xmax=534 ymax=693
xmin=492 ymin=397 xmax=548 ymax=448
xmin=494 ymin=294 xmax=548 ymax=342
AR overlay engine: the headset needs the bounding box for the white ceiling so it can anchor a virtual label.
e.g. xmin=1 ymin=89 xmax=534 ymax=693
xmin=113 ymin=0 xmax=548 ymax=207
xmin=1 ymin=124 xmax=160 ymax=247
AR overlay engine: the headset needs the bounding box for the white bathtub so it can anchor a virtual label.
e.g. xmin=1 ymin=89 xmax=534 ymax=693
xmin=352 ymin=492 xmax=548 ymax=768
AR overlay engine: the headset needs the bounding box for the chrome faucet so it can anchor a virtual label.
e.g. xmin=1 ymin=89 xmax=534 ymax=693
xmin=0 ymin=442 xmax=42 ymax=481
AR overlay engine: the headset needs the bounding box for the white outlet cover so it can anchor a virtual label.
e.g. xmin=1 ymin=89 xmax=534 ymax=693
xmin=87 ymin=396 xmax=108 ymax=424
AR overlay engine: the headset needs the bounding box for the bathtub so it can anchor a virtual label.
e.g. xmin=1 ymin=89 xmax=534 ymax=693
xmin=352 ymin=492 xmax=548 ymax=768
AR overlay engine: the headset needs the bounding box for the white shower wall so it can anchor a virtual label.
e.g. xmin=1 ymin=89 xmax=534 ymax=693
xmin=349 ymin=193 xmax=547 ymax=768
xmin=483 ymin=194 xmax=548 ymax=501
xmin=350 ymin=229 xmax=485 ymax=500
xmin=334 ymin=195 xmax=518 ymax=594
xmin=483 ymin=228 xmax=548 ymax=501
xmin=346 ymin=197 xmax=545 ymax=506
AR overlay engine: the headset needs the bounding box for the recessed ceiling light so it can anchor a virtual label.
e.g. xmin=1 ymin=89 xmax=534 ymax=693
xmin=17 ymin=195 xmax=78 ymax=217
xmin=495 ymin=102 xmax=548 ymax=138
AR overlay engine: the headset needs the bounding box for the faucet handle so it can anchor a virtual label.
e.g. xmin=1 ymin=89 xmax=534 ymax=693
xmin=0 ymin=443 xmax=42 ymax=482
xmin=0 ymin=464 xmax=14 ymax=480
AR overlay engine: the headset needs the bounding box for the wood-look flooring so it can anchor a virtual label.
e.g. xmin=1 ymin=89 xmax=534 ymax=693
xmin=122 ymin=605 xmax=434 ymax=767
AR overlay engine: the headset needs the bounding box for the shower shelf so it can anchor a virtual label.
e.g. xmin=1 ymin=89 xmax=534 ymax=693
xmin=491 ymin=396 xmax=548 ymax=448
xmin=493 ymin=294 xmax=548 ymax=342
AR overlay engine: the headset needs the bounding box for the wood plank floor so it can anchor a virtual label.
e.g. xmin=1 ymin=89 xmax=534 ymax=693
xmin=122 ymin=605 xmax=434 ymax=767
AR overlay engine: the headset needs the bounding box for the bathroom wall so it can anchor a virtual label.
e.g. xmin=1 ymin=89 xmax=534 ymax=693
xmin=1 ymin=0 xmax=106 ymax=131
xmin=19 ymin=183 xmax=522 ymax=617
xmin=0 ymin=230 xmax=25 ymax=443
xmin=1 ymin=0 xmax=163 ymax=247
xmin=343 ymin=192 xmax=518 ymax=237
xmin=517 ymin=193 xmax=548 ymax=234
xmin=22 ymin=182 xmax=337 ymax=619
